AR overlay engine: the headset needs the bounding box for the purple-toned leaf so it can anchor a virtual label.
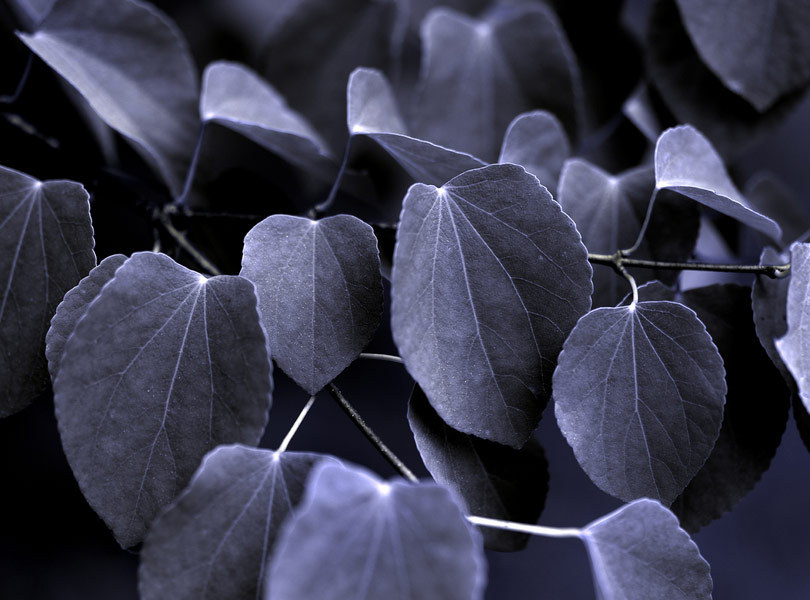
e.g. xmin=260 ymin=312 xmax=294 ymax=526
xmin=265 ymin=462 xmax=486 ymax=600
xmin=201 ymin=61 xmax=336 ymax=182
xmin=241 ymin=215 xmax=383 ymax=395
xmin=498 ymin=110 xmax=570 ymax=195
xmin=583 ymin=499 xmax=713 ymax=600
xmin=622 ymin=83 xmax=664 ymax=142
xmin=139 ymin=446 xmax=334 ymax=600
xmin=392 ymin=164 xmax=592 ymax=447
xmin=655 ymin=125 xmax=781 ymax=240
xmin=412 ymin=3 xmax=583 ymax=161
xmin=635 ymin=283 xmax=789 ymax=531
xmin=45 ymin=254 xmax=126 ymax=381
xmin=0 ymin=165 xmax=95 ymax=417
xmin=776 ymin=243 xmax=810 ymax=415
xmin=260 ymin=0 xmax=397 ymax=153
xmin=53 ymin=252 xmax=273 ymax=547
xmin=553 ymin=301 xmax=726 ymax=504
xmin=674 ymin=0 xmax=810 ymax=112
xmin=558 ymin=159 xmax=698 ymax=306
xmin=18 ymin=0 xmax=200 ymax=196
xmin=752 ymin=247 xmax=794 ymax=384
xmin=347 ymin=68 xmax=485 ymax=186
xmin=408 ymin=385 xmax=548 ymax=551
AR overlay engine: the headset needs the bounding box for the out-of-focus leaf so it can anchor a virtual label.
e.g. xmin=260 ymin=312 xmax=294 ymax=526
xmin=553 ymin=301 xmax=726 ymax=505
xmin=498 ymin=110 xmax=569 ymax=195
xmin=19 ymin=0 xmax=200 ymax=196
xmin=139 ymin=446 xmax=334 ymax=600
xmin=266 ymin=462 xmax=486 ymax=600
xmin=745 ymin=174 xmax=810 ymax=246
xmin=0 ymin=165 xmax=95 ymax=417
xmin=392 ymin=164 xmax=592 ymax=447
xmin=241 ymin=215 xmax=383 ymax=395
xmin=53 ymin=252 xmax=273 ymax=547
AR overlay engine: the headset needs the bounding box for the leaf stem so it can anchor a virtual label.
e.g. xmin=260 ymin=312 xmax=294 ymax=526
xmin=466 ymin=515 xmax=582 ymax=539
xmin=359 ymin=353 xmax=404 ymax=364
xmin=158 ymin=208 xmax=222 ymax=276
xmin=326 ymin=383 xmax=418 ymax=483
xmin=623 ymin=188 xmax=658 ymax=256
xmin=587 ymin=252 xmax=791 ymax=279
xmin=277 ymin=395 xmax=316 ymax=453
xmin=313 ymin=136 xmax=353 ymax=216
xmin=174 ymin=123 xmax=207 ymax=208
xmin=0 ymin=53 xmax=33 ymax=105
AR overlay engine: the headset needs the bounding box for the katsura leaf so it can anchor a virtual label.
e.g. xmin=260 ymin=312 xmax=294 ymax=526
xmin=776 ymin=242 xmax=810 ymax=415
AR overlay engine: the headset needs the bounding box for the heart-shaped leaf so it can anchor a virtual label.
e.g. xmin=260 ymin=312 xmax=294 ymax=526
xmin=46 ymin=254 xmax=126 ymax=380
xmin=413 ymin=3 xmax=583 ymax=161
xmin=265 ymin=462 xmax=486 ymax=600
xmin=498 ymin=110 xmax=569 ymax=195
xmin=241 ymin=214 xmax=383 ymax=395
xmin=553 ymin=301 xmax=726 ymax=504
xmin=583 ymin=499 xmax=713 ymax=600
xmin=19 ymin=0 xmax=200 ymax=196
xmin=674 ymin=0 xmax=810 ymax=112
xmin=139 ymin=446 xmax=334 ymax=600
xmin=655 ymin=125 xmax=781 ymax=240
xmin=392 ymin=163 xmax=592 ymax=447
xmin=347 ymin=68 xmax=485 ymax=186
xmin=53 ymin=252 xmax=273 ymax=547
xmin=776 ymin=243 xmax=810 ymax=415
xmin=408 ymin=385 xmax=548 ymax=551
xmin=0 ymin=165 xmax=95 ymax=417
xmin=752 ymin=247 xmax=794 ymax=384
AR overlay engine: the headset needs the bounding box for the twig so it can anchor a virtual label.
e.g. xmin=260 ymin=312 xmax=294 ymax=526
xmin=588 ymin=252 xmax=791 ymax=279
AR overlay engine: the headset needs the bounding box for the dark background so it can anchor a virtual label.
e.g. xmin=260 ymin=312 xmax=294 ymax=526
xmin=2 ymin=0 xmax=810 ymax=598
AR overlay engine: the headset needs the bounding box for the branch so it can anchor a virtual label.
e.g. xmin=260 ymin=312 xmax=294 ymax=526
xmin=588 ymin=252 xmax=791 ymax=279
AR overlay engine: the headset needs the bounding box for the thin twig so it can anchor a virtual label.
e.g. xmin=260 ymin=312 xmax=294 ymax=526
xmin=588 ymin=252 xmax=791 ymax=279
xmin=158 ymin=209 xmax=222 ymax=276
xmin=467 ymin=516 xmax=582 ymax=539
xmin=326 ymin=383 xmax=418 ymax=482
xmin=359 ymin=353 xmax=404 ymax=364
xmin=277 ymin=396 xmax=316 ymax=453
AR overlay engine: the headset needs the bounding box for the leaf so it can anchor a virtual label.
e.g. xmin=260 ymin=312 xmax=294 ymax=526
xmin=654 ymin=125 xmax=782 ymax=240
xmin=553 ymin=301 xmax=726 ymax=505
xmin=498 ymin=110 xmax=570 ymax=195
xmin=776 ymin=243 xmax=810 ymax=416
xmin=752 ymin=247 xmax=794 ymax=384
xmin=53 ymin=252 xmax=273 ymax=547
xmin=7 ymin=0 xmax=55 ymax=29
xmin=622 ymin=83 xmax=664 ymax=142
xmin=46 ymin=254 xmax=126 ymax=381
xmin=265 ymin=461 xmax=486 ymax=600
xmin=412 ymin=3 xmax=584 ymax=161
xmin=0 ymin=165 xmax=95 ymax=417
xmin=557 ymin=159 xmax=698 ymax=306
xmin=745 ymin=174 xmax=810 ymax=246
xmin=346 ymin=68 xmax=486 ymax=186
xmin=392 ymin=164 xmax=592 ymax=447
xmin=19 ymin=0 xmax=200 ymax=196
xmin=260 ymin=0 xmax=397 ymax=153
xmin=646 ymin=0 xmax=804 ymax=158
xmin=674 ymin=0 xmax=810 ymax=112
xmin=201 ymin=61 xmax=336 ymax=183
xmin=407 ymin=385 xmax=548 ymax=551
xmin=635 ymin=283 xmax=789 ymax=531
xmin=139 ymin=446 xmax=335 ymax=600
xmin=583 ymin=499 xmax=713 ymax=600
xmin=241 ymin=214 xmax=383 ymax=395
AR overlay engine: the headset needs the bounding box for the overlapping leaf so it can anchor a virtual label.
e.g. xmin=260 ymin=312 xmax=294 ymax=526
xmin=498 ymin=110 xmax=569 ymax=195
xmin=19 ymin=0 xmax=200 ymax=196
xmin=674 ymin=0 xmax=810 ymax=112
xmin=412 ymin=3 xmax=583 ymax=161
xmin=408 ymin=385 xmax=548 ymax=551
xmin=583 ymin=499 xmax=713 ymax=600
xmin=557 ymin=159 xmax=698 ymax=306
xmin=45 ymin=254 xmax=126 ymax=380
xmin=201 ymin=61 xmax=336 ymax=183
xmin=0 ymin=165 xmax=95 ymax=417
xmin=53 ymin=252 xmax=273 ymax=547
xmin=655 ymin=125 xmax=781 ymax=240
xmin=241 ymin=215 xmax=383 ymax=395
xmin=265 ymin=462 xmax=486 ymax=600
xmin=139 ymin=446 xmax=334 ymax=600
xmin=635 ymin=283 xmax=789 ymax=531
xmin=553 ymin=301 xmax=726 ymax=505
xmin=392 ymin=164 xmax=592 ymax=447
xmin=745 ymin=174 xmax=810 ymax=246
xmin=776 ymin=243 xmax=810 ymax=414
xmin=260 ymin=0 xmax=397 ymax=152
xmin=347 ymin=68 xmax=485 ymax=186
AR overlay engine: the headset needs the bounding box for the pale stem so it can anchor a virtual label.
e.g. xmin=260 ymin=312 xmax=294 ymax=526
xmin=466 ymin=515 xmax=582 ymax=539
xmin=277 ymin=395 xmax=316 ymax=453
xmin=359 ymin=353 xmax=404 ymax=364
